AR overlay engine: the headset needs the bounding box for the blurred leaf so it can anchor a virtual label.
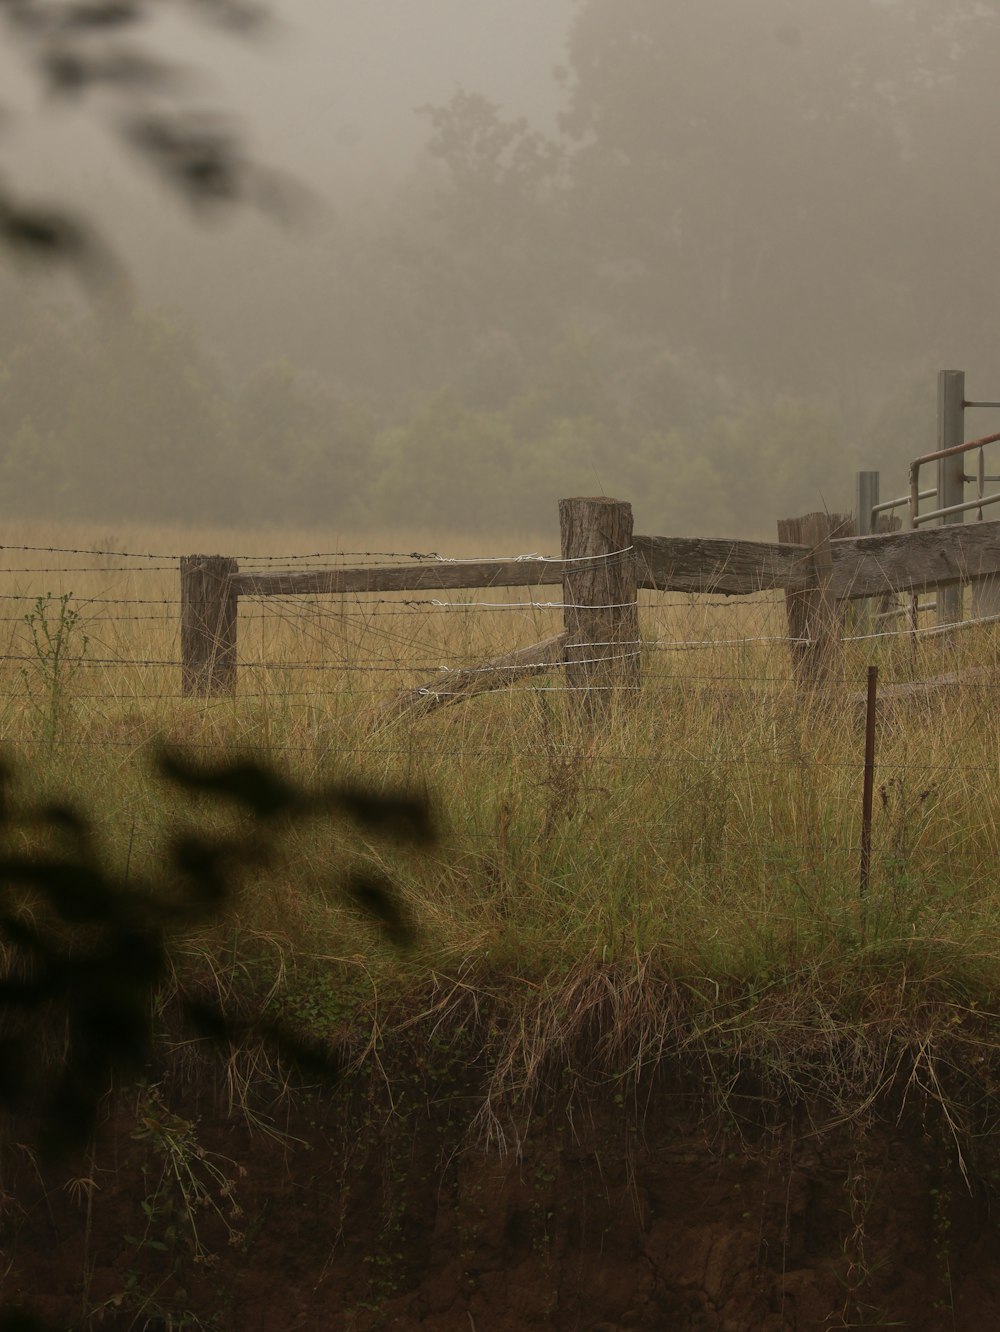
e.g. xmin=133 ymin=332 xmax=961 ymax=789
xmin=260 ymin=1019 xmax=346 ymax=1082
xmin=333 ymin=787 xmax=435 ymax=847
xmin=125 ymin=113 xmax=244 ymax=204
xmin=0 ymin=857 xmax=118 ymax=925
xmin=0 ymin=205 xmax=90 ymax=258
xmin=43 ymin=47 xmax=180 ymax=96
xmin=159 ymin=750 xmax=303 ymax=818
xmin=0 ymin=756 xmax=431 ymax=1175
xmin=169 ymin=834 xmax=249 ymax=910
xmin=182 ymin=995 xmax=242 ymax=1044
xmin=347 ymin=872 xmax=416 ymax=951
xmin=61 ymin=0 xmax=141 ymax=30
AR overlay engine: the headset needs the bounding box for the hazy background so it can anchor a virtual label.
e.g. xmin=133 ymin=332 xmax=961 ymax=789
xmin=3 ymin=0 xmax=1000 ymax=538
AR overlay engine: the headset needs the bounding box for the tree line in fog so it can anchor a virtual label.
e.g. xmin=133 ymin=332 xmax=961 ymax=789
xmin=6 ymin=0 xmax=998 ymax=533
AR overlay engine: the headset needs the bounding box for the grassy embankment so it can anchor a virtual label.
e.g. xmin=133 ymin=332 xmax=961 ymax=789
xmin=2 ymin=518 xmax=1000 ymax=1133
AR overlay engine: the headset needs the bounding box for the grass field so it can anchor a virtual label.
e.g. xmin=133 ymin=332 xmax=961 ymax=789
xmin=3 ymin=518 xmax=1000 ymax=1129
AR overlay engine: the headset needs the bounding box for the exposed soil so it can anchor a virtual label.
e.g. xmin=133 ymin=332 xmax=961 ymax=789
xmin=4 ymin=1067 xmax=1000 ymax=1332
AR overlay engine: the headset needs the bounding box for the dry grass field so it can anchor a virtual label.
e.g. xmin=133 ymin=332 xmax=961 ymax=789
xmin=2 ymin=518 xmax=999 ymax=1067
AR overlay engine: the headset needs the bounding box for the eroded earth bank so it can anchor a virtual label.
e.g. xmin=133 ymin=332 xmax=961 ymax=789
xmin=5 ymin=1057 xmax=1000 ymax=1331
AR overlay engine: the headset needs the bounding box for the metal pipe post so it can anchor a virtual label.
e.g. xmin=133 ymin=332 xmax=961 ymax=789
xmin=855 ymin=471 xmax=880 ymax=630
xmin=937 ymin=370 xmax=966 ymax=625
xmin=860 ymin=664 xmax=878 ymax=903
xmin=855 ymin=471 xmax=879 ymax=537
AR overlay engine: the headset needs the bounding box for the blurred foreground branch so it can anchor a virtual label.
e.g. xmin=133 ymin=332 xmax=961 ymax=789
xmin=0 ymin=748 xmax=434 ymax=1163
xmin=0 ymin=0 xmax=292 ymax=273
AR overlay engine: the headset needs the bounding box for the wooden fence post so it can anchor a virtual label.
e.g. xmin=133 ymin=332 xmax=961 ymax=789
xmin=181 ymin=555 xmax=239 ymax=697
xmin=559 ymin=497 xmax=640 ymax=714
xmin=777 ymin=512 xmax=844 ymax=685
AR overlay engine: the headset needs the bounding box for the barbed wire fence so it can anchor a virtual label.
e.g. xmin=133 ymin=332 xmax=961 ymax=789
xmin=0 ymin=529 xmax=992 ymax=694
xmin=0 ymin=513 xmax=989 ymax=736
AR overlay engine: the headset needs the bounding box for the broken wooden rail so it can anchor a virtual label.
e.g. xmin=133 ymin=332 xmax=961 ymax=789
xmin=179 ymin=500 xmax=1000 ymax=705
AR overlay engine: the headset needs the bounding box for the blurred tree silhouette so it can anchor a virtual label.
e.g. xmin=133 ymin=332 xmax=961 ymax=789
xmin=0 ymin=750 xmax=434 ymax=1331
xmin=0 ymin=0 xmax=275 ymax=271
xmin=559 ymin=0 xmax=1000 ymax=401
xmin=0 ymin=750 xmax=432 ymax=1161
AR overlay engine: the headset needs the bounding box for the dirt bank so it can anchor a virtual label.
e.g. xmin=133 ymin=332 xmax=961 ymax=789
xmin=3 ymin=1069 xmax=1000 ymax=1331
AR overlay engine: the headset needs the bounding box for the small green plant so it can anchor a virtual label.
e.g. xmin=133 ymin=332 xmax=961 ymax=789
xmin=131 ymin=1084 xmax=247 ymax=1260
xmin=101 ymin=1084 xmax=246 ymax=1329
xmin=20 ymin=591 xmax=89 ymax=738
xmin=833 ymin=1149 xmax=896 ymax=1329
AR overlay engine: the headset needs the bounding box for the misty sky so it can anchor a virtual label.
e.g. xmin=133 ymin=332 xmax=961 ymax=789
xmin=8 ymin=0 xmax=1000 ymax=535
xmin=1 ymin=0 xmax=576 ymax=203
xmin=274 ymin=0 xmax=574 ymax=171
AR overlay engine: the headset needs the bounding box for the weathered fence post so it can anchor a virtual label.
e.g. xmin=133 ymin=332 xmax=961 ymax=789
xmin=559 ymin=497 xmax=640 ymax=714
xmin=777 ymin=512 xmax=843 ymax=685
xmin=180 ymin=555 xmax=239 ymax=697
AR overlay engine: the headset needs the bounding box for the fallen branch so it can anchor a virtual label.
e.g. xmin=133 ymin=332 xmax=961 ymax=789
xmin=381 ymin=632 xmax=568 ymax=721
xmin=847 ymin=666 xmax=991 ymax=706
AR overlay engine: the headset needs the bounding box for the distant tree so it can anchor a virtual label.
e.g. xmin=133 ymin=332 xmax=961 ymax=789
xmin=413 ymin=91 xmax=572 ymax=366
xmin=560 ymin=0 xmax=1000 ymax=402
xmin=0 ymin=300 xmax=234 ymax=520
xmin=419 ymin=90 xmax=562 ymax=242
xmin=234 ymin=359 xmax=375 ymax=524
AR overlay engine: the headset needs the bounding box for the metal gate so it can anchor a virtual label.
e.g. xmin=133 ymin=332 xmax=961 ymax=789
xmin=858 ymin=370 xmax=1000 ymax=626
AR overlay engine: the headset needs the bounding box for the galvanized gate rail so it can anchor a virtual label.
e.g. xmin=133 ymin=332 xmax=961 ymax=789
xmin=861 ymin=370 xmax=1000 ymax=626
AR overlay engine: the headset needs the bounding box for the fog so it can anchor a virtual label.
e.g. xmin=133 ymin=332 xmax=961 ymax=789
xmin=3 ymin=0 xmax=1000 ymax=537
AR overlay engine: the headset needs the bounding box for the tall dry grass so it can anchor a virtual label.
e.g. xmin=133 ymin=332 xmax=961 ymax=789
xmin=3 ymin=518 xmax=1000 ymax=1117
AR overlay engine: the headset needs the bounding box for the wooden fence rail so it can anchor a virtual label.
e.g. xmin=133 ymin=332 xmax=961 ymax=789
xmin=179 ymin=498 xmax=1000 ymax=702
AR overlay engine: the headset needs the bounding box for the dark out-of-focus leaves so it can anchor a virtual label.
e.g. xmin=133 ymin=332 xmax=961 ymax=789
xmin=125 ymin=114 xmax=246 ymax=205
xmin=182 ymin=996 xmax=348 ymax=1081
xmin=3 ymin=0 xmax=139 ymax=33
xmin=167 ymin=832 xmax=262 ymax=916
xmin=336 ymin=787 xmax=435 ymax=846
xmin=0 ymin=0 xmax=285 ymax=267
xmin=159 ymin=747 xmax=436 ymax=844
xmin=42 ymin=47 xmax=181 ymax=97
xmin=60 ymin=0 xmax=141 ymax=31
xmin=0 ymin=753 xmax=431 ymax=1164
xmin=159 ymin=748 xmax=306 ymax=817
xmin=185 ymin=0 xmax=269 ymax=35
xmin=347 ymin=871 xmax=417 ymax=951
xmin=0 ymin=857 xmax=116 ymax=924
xmin=0 ymin=200 xmax=90 ymax=259
xmin=0 ymin=183 xmax=125 ymax=287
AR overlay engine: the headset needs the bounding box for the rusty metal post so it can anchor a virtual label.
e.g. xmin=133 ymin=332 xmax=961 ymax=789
xmin=860 ymin=665 xmax=878 ymax=902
